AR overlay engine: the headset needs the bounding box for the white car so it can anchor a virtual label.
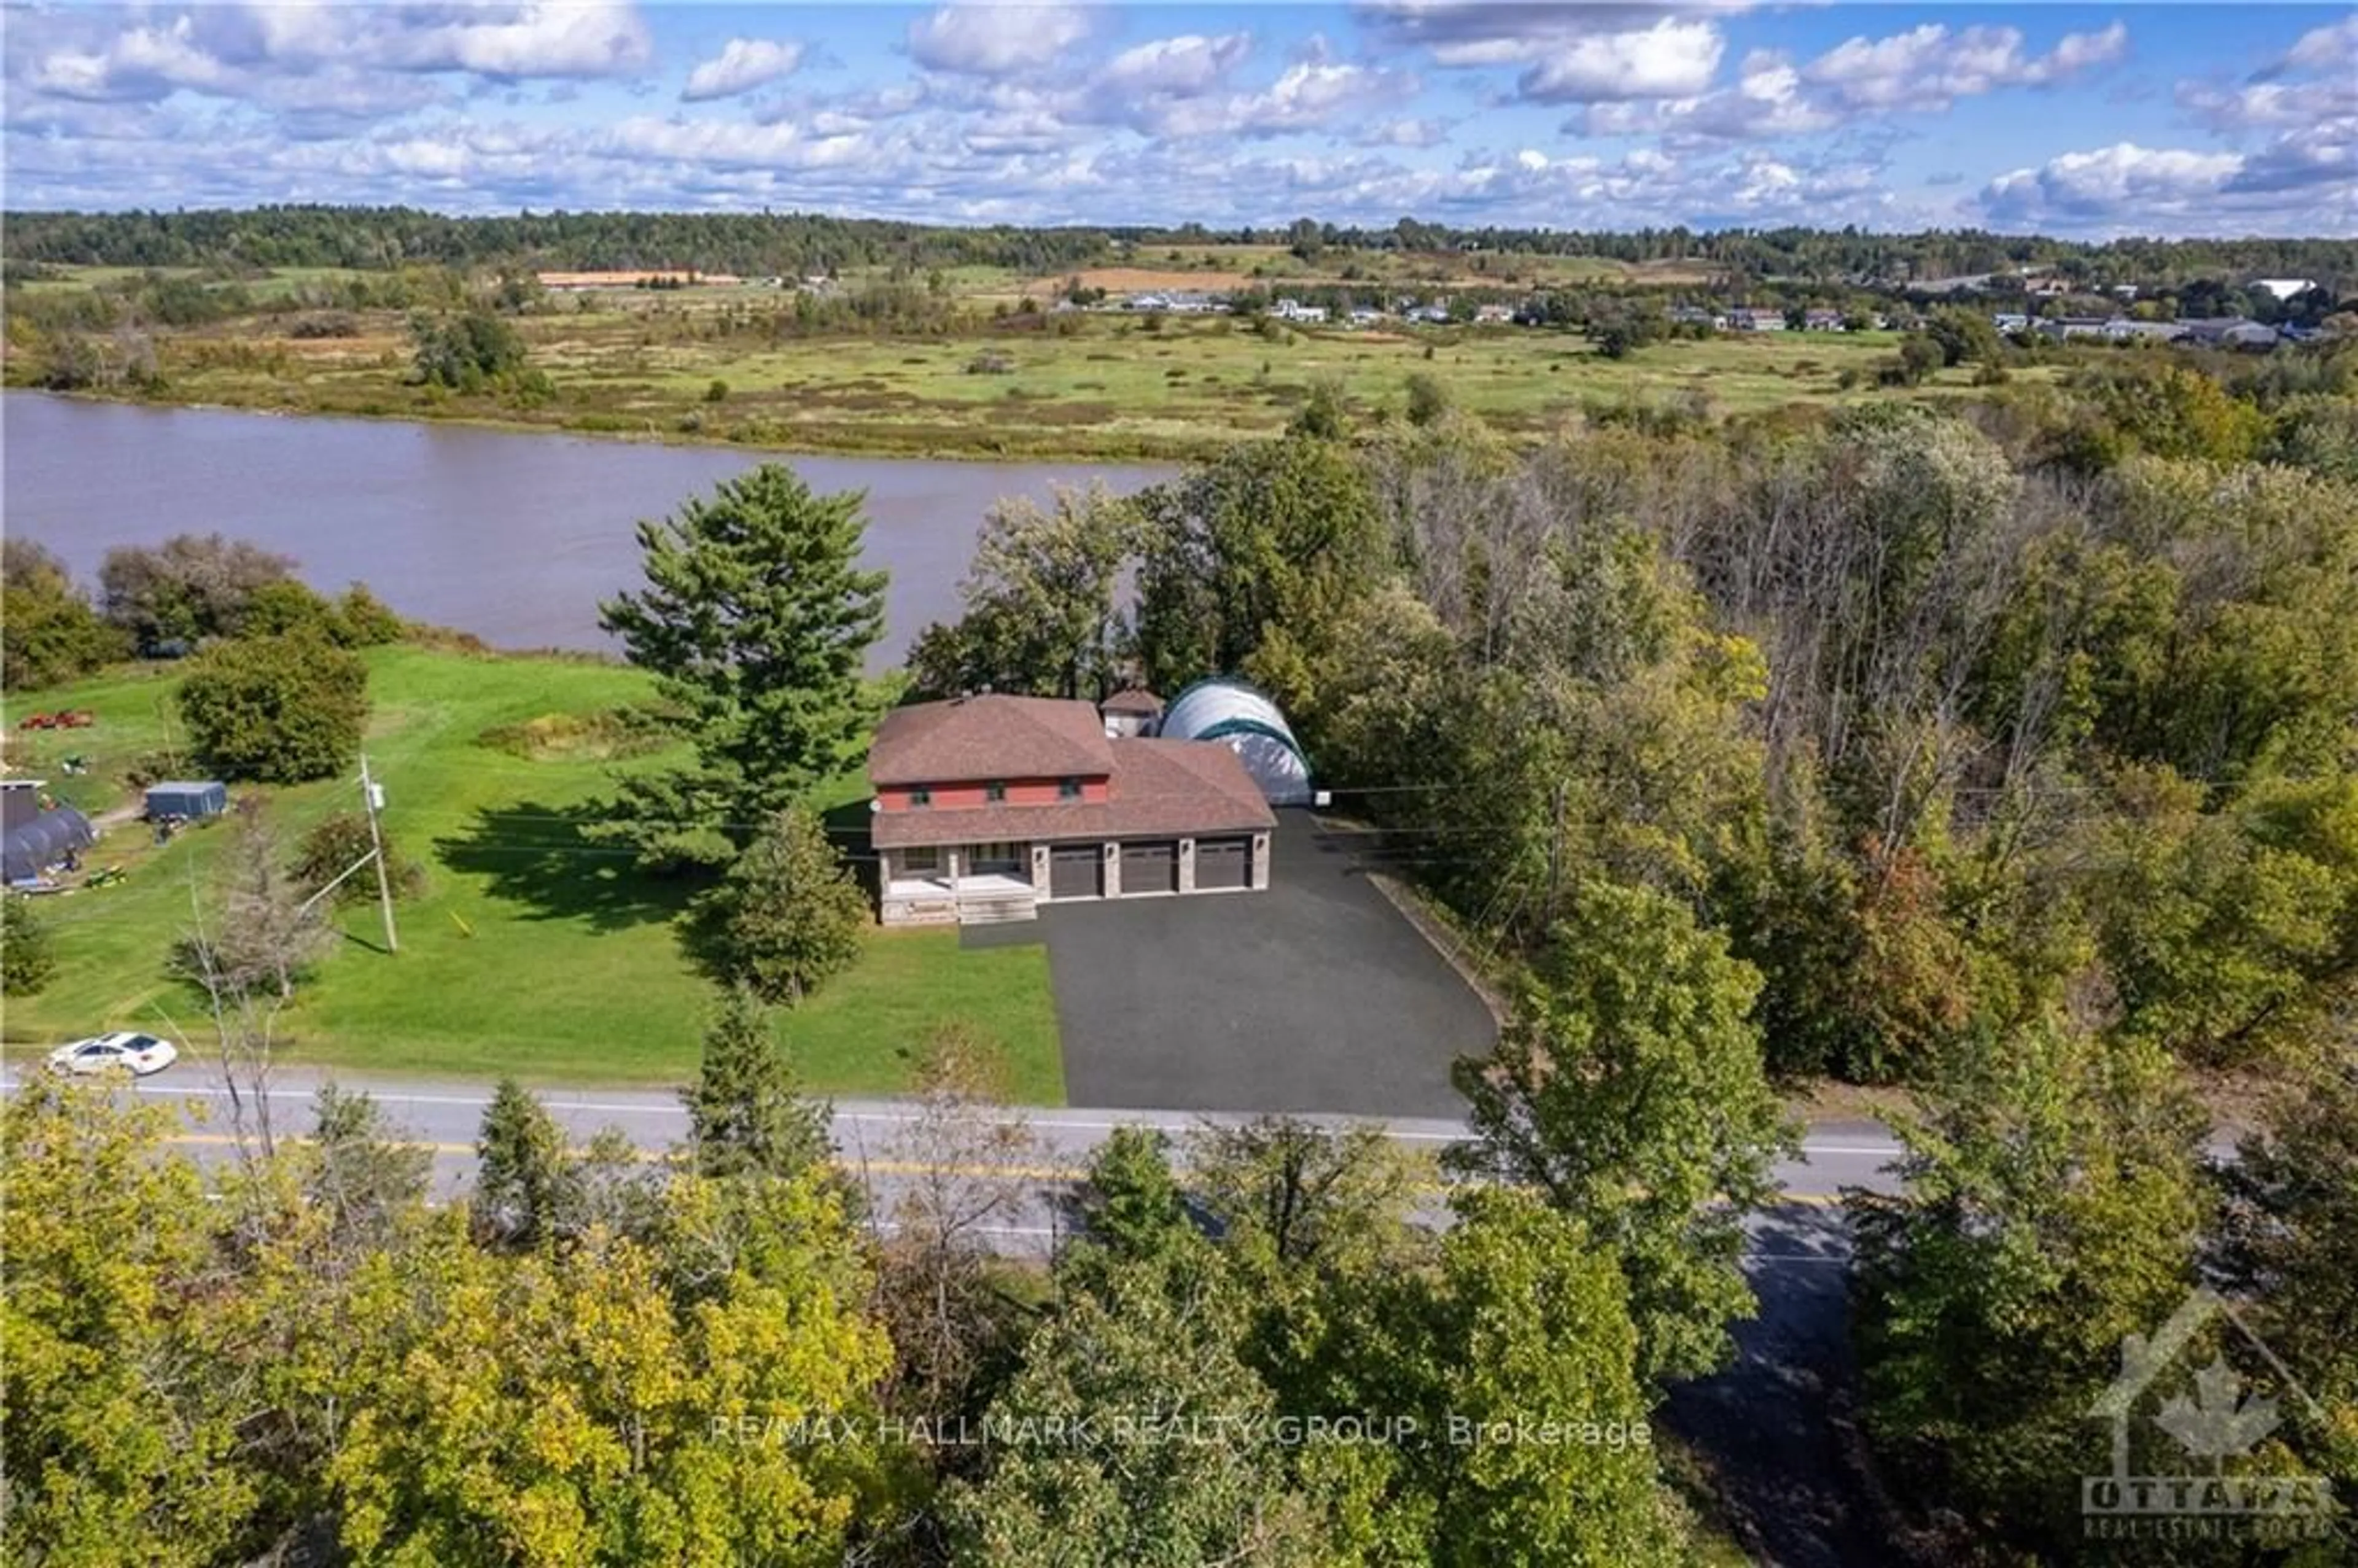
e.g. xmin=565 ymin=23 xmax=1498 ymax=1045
xmin=47 ymin=1031 xmax=179 ymax=1077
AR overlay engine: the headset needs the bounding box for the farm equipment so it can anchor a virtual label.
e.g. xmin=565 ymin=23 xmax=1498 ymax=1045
xmin=16 ymin=710 xmax=96 ymax=731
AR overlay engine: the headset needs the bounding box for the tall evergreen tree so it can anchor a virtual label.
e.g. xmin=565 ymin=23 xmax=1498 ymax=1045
xmin=680 ymin=986 xmax=831 ymax=1182
xmin=597 ymin=465 xmax=887 ymax=867
xmin=679 ymin=806 xmax=869 ymax=1005
xmin=472 ymin=1079 xmax=573 ymax=1249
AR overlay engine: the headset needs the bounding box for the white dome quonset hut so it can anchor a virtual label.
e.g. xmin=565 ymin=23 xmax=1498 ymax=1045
xmin=1158 ymin=677 xmax=1313 ymax=807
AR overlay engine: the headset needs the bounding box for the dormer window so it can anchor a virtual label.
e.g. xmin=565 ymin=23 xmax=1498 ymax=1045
xmin=986 ymin=781 xmax=1007 ymax=803
xmin=909 ymin=786 xmax=932 ymax=808
xmin=1059 ymin=777 xmax=1083 ymax=800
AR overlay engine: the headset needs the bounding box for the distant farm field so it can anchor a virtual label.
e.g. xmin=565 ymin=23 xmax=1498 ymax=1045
xmin=3 ymin=648 xmax=1065 ymax=1100
xmin=6 ymin=252 xmax=2006 ymax=462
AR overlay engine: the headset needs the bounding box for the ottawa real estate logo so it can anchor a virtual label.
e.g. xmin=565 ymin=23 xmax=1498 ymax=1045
xmin=2082 ymin=1287 xmax=2337 ymax=1542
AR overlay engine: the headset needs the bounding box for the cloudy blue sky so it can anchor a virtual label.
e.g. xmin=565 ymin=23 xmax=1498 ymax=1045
xmin=4 ymin=2 xmax=2352 ymax=236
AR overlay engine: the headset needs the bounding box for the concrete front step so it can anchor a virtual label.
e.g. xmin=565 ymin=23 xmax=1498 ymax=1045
xmin=957 ymin=895 xmax=1040 ymax=925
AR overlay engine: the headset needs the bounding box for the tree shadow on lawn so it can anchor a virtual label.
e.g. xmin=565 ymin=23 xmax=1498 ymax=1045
xmin=821 ymin=795 xmax=879 ymax=901
xmin=434 ymin=800 xmax=701 ymax=932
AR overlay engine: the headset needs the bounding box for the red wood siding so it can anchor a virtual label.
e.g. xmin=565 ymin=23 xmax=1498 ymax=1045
xmin=877 ymin=775 xmax=1110 ymax=812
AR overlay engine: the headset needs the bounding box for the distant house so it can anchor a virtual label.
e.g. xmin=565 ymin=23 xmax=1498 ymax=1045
xmin=534 ymin=270 xmax=739 ymax=290
xmin=1802 ymin=308 xmax=1846 ymax=333
xmin=1409 ymin=304 xmax=1451 ymax=325
xmin=868 ymin=694 xmax=1278 ymax=926
xmin=1472 ymin=303 xmax=1515 ymax=325
xmin=1992 ymin=312 xmax=2032 ymax=333
xmin=1271 ymin=298 xmax=1328 ymax=324
xmin=1666 ymin=305 xmax=1716 ymax=327
xmin=1348 ymin=307 xmax=1383 ymax=327
xmin=2103 ymin=318 xmax=2188 ymax=344
xmin=2036 ymin=316 xmax=2112 ymax=340
xmin=2251 ymin=278 xmax=2319 ymax=303
xmin=1728 ymin=308 xmax=1787 ymax=333
xmin=2178 ymin=316 xmax=2279 ymax=349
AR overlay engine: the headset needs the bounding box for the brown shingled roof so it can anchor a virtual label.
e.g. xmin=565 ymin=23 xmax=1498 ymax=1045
xmin=873 ymin=736 xmax=1275 ymax=850
xmin=870 ymin=695 xmax=1114 ymax=786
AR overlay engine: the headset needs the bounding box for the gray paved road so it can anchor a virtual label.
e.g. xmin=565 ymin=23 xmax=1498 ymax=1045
xmin=1 ymin=1063 xmax=1905 ymax=1229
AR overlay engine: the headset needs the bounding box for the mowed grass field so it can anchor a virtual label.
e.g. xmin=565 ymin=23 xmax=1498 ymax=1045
xmin=2 ymin=648 xmax=1064 ymax=1100
xmin=12 ymin=254 xmax=2021 ymax=461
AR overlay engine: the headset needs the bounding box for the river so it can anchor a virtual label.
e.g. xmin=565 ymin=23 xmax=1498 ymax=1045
xmin=2 ymin=394 xmax=1174 ymax=664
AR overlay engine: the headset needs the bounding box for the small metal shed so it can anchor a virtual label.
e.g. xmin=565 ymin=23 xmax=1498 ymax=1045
xmin=145 ymin=780 xmax=228 ymax=821
xmin=4 ymin=805 xmax=96 ymax=884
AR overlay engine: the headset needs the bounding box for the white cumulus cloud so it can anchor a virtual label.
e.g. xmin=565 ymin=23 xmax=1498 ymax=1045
xmin=1516 ymin=18 xmax=1725 ymax=103
xmin=683 ymin=38 xmax=804 ymax=103
xmin=906 ymin=4 xmax=1094 ymax=78
xmin=1804 ymin=20 xmax=2126 ymax=113
xmin=1975 ymin=138 xmax=2358 ymax=233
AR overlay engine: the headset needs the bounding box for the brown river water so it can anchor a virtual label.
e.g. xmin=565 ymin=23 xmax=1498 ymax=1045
xmin=3 ymin=392 xmax=1173 ymax=666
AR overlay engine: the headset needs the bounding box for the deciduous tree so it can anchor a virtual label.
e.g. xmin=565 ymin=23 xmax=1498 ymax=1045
xmin=98 ymin=532 xmax=295 ymax=651
xmin=1 ymin=540 xmax=126 ymax=689
xmin=947 ymin=1241 xmax=1323 ymax=1567
xmin=904 ymin=484 xmax=1137 ymax=702
xmin=2216 ymin=1049 xmax=2358 ymax=1508
xmin=1132 ymin=435 xmax=1388 ymax=710
xmin=1 ymin=893 xmax=58 ymax=996
xmin=1451 ymin=877 xmax=1794 ymax=1383
xmin=1848 ymin=1022 xmax=2209 ymax=1556
xmin=176 ymin=628 xmax=369 ymax=783
xmin=1 ymin=1081 xmax=257 ymax=1567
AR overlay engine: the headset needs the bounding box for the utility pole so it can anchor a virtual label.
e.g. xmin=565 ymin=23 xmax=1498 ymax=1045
xmin=360 ymin=751 xmax=399 ymax=953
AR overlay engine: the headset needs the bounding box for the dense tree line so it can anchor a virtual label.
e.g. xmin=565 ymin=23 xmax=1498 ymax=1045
xmin=9 ymin=207 xmax=2351 ymax=296
xmin=2 ymin=206 xmax=1112 ymax=279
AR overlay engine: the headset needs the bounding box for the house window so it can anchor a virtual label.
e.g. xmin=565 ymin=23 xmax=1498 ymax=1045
xmin=901 ymin=845 xmax=941 ymax=876
xmin=909 ymin=786 xmax=932 ymax=809
xmin=971 ymin=840 xmax=1022 ymax=874
xmin=1058 ymin=777 xmax=1083 ymax=801
xmin=985 ymin=780 xmax=1007 ymax=803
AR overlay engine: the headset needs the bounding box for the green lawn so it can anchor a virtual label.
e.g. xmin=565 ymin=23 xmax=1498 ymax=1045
xmin=3 ymin=647 xmax=1065 ymax=1101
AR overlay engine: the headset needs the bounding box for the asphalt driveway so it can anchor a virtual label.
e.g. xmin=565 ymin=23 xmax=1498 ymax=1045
xmin=963 ymin=812 xmax=1496 ymax=1116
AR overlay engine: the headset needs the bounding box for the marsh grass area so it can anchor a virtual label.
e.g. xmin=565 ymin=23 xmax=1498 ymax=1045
xmin=11 ymin=257 xmax=2025 ymax=462
xmin=2 ymin=646 xmax=1064 ymax=1099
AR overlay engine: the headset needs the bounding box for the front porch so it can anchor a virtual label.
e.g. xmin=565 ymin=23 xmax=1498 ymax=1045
xmin=877 ymin=842 xmax=1040 ymax=926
